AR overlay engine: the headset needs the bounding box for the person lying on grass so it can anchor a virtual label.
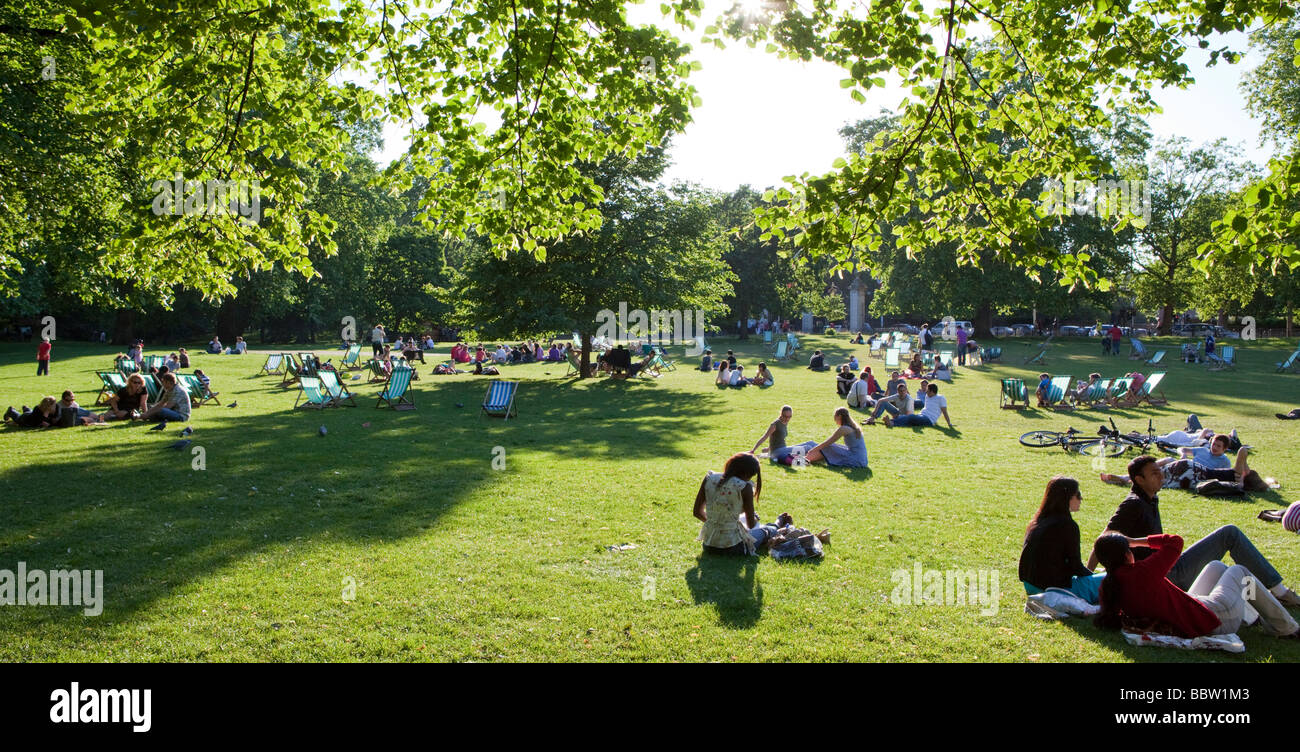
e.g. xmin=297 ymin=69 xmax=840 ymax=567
xmin=103 ymin=373 xmax=148 ymax=421
xmin=883 ymin=383 xmax=953 ymax=430
xmin=1092 ymin=533 xmax=1300 ymax=639
xmin=1019 ymin=476 xmax=1106 ymax=604
xmin=1277 ymin=408 xmax=1300 ymax=420
xmin=1090 ymin=455 xmax=1300 ymax=606
xmin=3 ymin=397 xmax=60 ymax=428
xmin=752 ymin=405 xmax=797 ymax=462
xmin=1099 ymin=435 xmax=1269 ymax=492
xmin=785 ymin=407 xmax=868 ymax=468
xmin=58 ymin=391 xmax=104 ymax=425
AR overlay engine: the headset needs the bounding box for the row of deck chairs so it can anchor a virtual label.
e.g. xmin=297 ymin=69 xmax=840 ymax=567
xmin=1000 ymin=372 xmax=1169 ymax=410
xmin=94 ymin=371 xmax=219 ymax=407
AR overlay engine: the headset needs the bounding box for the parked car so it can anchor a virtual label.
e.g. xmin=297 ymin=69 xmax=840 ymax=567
xmin=990 ymin=326 xmax=1015 ymax=337
xmin=1012 ymin=323 xmax=1036 ymax=336
xmin=890 ymin=324 xmax=920 ymax=335
xmin=1058 ymin=325 xmax=1086 ymax=336
xmin=1174 ymin=323 xmax=1238 ymax=339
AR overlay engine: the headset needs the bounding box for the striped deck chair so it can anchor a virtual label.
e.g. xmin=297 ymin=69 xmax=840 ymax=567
xmin=294 ymin=376 xmax=333 ymax=409
xmin=95 ymin=371 xmax=126 ymax=405
xmin=651 ymin=351 xmax=676 ymax=372
xmin=1128 ymin=338 xmax=1148 ymax=360
xmin=480 ymin=379 xmax=518 ymax=420
xmin=279 ymin=353 xmax=302 ymax=387
xmin=774 ymin=341 xmax=791 ymax=361
xmin=885 ymin=348 xmax=900 ymax=369
xmin=869 ymin=340 xmax=883 ymax=358
xmin=898 ymin=341 xmax=912 ymax=355
xmin=1135 ymin=372 xmax=1169 ymax=406
xmin=1023 ymin=343 xmax=1048 ymax=365
xmin=1076 ymin=378 xmax=1112 ymax=408
xmin=1044 ymin=375 xmax=1075 ymax=410
xmin=178 ymin=373 xmax=219 ymax=406
xmin=143 ymin=355 xmax=166 ymax=372
xmin=938 ymin=350 xmax=955 ymax=368
xmin=259 ymin=352 xmax=284 ymax=376
xmin=922 ymin=351 xmax=936 ymax=369
xmin=339 ymin=343 xmax=363 ymax=371
xmin=141 ymin=374 xmax=161 ymax=402
xmin=763 ymin=330 xmax=776 ymax=350
xmin=116 ymin=356 xmax=139 ymax=375
xmin=787 ymin=334 xmax=801 ymax=352
xmin=1000 ymin=378 xmax=1029 ymax=409
xmin=318 ymin=369 xmax=356 ymax=407
xmin=1206 ymin=346 xmax=1236 ymax=371
xmin=297 ymin=352 xmax=321 ymax=377
xmin=565 ymin=351 xmax=582 ymax=377
xmin=1276 ymin=348 xmax=1300 ymax=373
xmin=981 ymin=346 xmax=1002 ymax=363
xmin=1146 ymin=350 xmax=1166 ymax=366
xmin=376 ymin=366 xmax=415 ymax=409
xmin=365 ymin=358 xmax=391 ymax=383
xmin=1106 ymin=377 xmax=1133 ymax=407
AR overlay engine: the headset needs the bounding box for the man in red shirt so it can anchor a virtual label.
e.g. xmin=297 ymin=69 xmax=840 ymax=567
xmin=1108 ymin=324 xmax=1122 ymax=356
xmin=36 ymin=337 xmax=52 ymax=376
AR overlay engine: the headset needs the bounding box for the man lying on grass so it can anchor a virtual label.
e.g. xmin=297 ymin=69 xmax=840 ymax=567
xmin=1089 ymin=455 xmax=1300 ymax=607
xmin=1100 ymin=434 xmax=1270 ymax=492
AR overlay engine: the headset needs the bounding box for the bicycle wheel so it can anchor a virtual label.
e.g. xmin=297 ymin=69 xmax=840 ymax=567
xmin=1078 ymin=439 xmax=1127 ymax=458
xmin=1020 ymin=430 xmax=1063 ymax=448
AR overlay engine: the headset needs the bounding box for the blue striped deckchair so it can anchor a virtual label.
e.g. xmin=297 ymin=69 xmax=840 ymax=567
xmin=1044 ymin=375 xmax=1074 ymax=410
xmin=1146 ymin=350 xmax=1166 ymax=366
xmin=317 ymin=369 xmax=356 ymax=407
xmin=1276 ymin=348 xmax=1300 ymax=373
xmin=480 ymin=379 xmax=518 ymax=420
xmin=339 ymin=343 xmax=363 ymax=371
xmin=259 ymin=352 xmax=284 ymax=376
xmin=774 ymin=341 xmax=791 ymax=361
xmin=376 ymin=366 xmax=415 ymax=409
xmin=1128 ymin=338 xmax=1148 ymax=360
xmin=294 ymin=376 xmax=333 ymax=409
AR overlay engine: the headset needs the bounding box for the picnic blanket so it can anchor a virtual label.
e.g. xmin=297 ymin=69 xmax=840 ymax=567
xmin=1120 ymin=630 xmax=1245 ymax=653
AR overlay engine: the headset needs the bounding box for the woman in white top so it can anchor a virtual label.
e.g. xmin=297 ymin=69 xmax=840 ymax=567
xmin=693 ymin=453 xmax=771 ymax=555
xmin=715 ymin=361 xmax=731 ymax=386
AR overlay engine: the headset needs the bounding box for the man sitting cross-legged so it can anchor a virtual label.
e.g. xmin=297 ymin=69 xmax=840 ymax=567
xmin=883 ymin=382 xmax=953 ymax=429
xmin=1089 ymin=454 xmax=1300 ymax=606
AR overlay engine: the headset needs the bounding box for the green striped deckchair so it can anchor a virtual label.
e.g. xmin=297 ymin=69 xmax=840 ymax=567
xmin=1000 ymin=378 xmax=1028 ymax=409
xmin=95 ymin=371 xmax=127 ymax=405
xmin=1044 ymin=375 xmax=1074 ymax=410
xmin=376 ymin=366 xmax=415 ymax=409
xmin=339 ymin=343 xmax=364 ymax=370
xmin=294 ymin=376 xmax=333 ymax=409
xmin=318 ymin=369 xmax=356 ymax=407
xmin=884 ymin=348 xmax=900 ymax=368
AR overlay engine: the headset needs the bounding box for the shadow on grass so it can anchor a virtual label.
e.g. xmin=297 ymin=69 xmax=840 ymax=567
xmin=684 ymin=554 xmax=763 ymax=629
xmin=0 ymin=374 xmax=731 ymax=622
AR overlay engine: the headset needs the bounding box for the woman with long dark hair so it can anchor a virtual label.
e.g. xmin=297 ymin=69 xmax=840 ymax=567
xmin=1018 ymin=476 xmax=1105 ymax=603
xmin=693 ymin=452 xmax=773 ymax=555
xmin=1092 ymin=533 xmax=1300 ymax=638
xmin=787 ymin=407 xmax=869 ymax=468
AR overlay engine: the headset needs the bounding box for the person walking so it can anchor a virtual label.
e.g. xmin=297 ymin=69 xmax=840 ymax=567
xmin=36 ymin=336 xmax=52 ymax=376
xmin=370 ymin=324 xmax=386 ymax=357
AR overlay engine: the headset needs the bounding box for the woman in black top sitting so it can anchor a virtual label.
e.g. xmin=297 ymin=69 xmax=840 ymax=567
xmin=699 ymin=349 xmax=713 ymax=372
xmin=1018 ymin=475 xmax=1105 ymax=604
xmin=835 ymin=364 xmax=855 ymax=398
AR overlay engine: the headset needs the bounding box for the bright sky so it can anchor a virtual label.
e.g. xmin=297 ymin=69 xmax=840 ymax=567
xmin=373 ymin=4 xmax=1276 ymax=191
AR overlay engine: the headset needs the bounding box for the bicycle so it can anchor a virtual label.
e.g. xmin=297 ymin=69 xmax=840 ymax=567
xmin=1019 ymin=426 xmax=1127 ymax=457
xmin=1096 ymin=418 xmax=1181 ymax=456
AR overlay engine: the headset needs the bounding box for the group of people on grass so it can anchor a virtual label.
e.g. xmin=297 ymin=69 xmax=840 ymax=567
xmin=693 ymin=450 xmax=831 ymax=556
xmin=5 ymin=369 xmax=198 ymax=429
xmin=1019 ymin=460 xmax=1300 ymax=641
xmin=207 ymin=335 xmax=246 ymax=355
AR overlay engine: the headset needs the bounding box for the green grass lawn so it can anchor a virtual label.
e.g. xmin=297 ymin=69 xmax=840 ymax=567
xmin=1 ymin=335 xmax=1299 ymax=662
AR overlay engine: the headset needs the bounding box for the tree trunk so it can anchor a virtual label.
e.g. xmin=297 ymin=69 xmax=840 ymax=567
xmin=111 ymin=309 xmax=137 ymax=346
xmin=216 ymin=295 xmax=252 ymax=344
xmin=1287 ymin=302 xmax=1294 ymax=338
xmin=580 ymin=331 xmax=593 ymax=379
xmin=1159 ymin=303 xmax=1174 ymax=335
xmin=974 ymin=301 xmax=994 ymax=339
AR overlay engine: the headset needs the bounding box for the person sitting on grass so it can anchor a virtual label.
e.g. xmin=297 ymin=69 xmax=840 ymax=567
xmin=906 ymin=352 xmax=924 ymax=377
xmin=865 ymin=381 xmax=913 ymax=425
xmin=699 ymin=348 xmax=713 ymax=372
xmin=1091 ymin=533 xmax=1300 ymax=639
xmin=884 ymin=382 xmax=953 ymax=429
xmin=547 ymin=343 xmax=562 ymax=362
xmin=103 ymin=373 xmax=148 ymax=421
xmin=58 ymin=391 xmax=104 ymax=426
xmin=142 ymin=372 xmax=191 ymax=425
xmin=846 ymin=370 xmax=876 ymax=409
xmin=715 ymin=361 xmax=731 ymax=386
xmin=725 ymin=349 xmax=738 ymax=369
xmin=177 ymin=347 xmax=190 ymax=368
xmin=728 ymin=364 xmax=748 ymax=387
xmin=913 ymin=379 xmax=929 ymax=410
xmin=4 ymin=397 xmax=61 ymax=428
xmin=808 ymin=349 xmax=828 ymax=371
xmin=752 ymin=405 xmax=797 ymax=462
xmin=1035 ymin=372 xmax=1052 ymax=407
xmin=1090 ymin=455 xmax=1300 ymax=606
xmin=207 ymin=336 xmax=222 ymax=354
xmin=749 ymin=362 xmax=773 ymax=387
xmin=859 ymin=366 xmax=880 ymax=397
xmin=835 ymin=364 xmax=855 ymax=398
xmin=693 ymin=452 xmax=768 ymax=555
xmin=785 ymin=407 xmax=869 ymax=468
xmin=1019 ymin=476 xmax=1105 ymax=603
xmin=882 ymin=370 xmax=903 ymax=401
xmin=924 ymin=358 xmax=952 ymax=382
xmin=848 ymin=354 xmax=860 ymax=371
